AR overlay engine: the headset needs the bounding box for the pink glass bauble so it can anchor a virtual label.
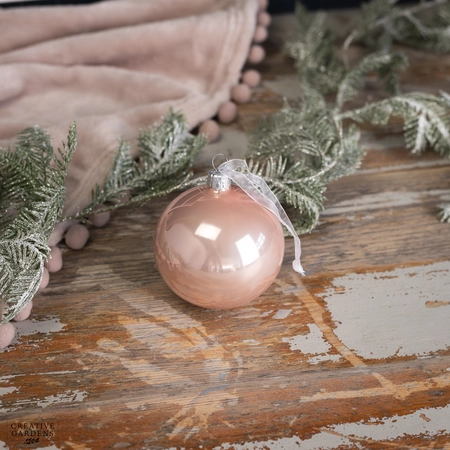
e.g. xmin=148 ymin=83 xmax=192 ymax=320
xmin=153 ymin=185 xmax=285 ymax=309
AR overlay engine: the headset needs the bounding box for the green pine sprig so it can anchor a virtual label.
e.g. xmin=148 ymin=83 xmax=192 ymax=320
xmin=0 ymin=125 xmax=76 ymax=324
xmin=247 ymin=85 xmax=366 ymax=233
xmin=339 ymin=91 xmax=450 ymax=156
xmin=246 ymin=155 xmax=327 ymax=234
xmin=335 ymin=50 xmax=409 ymax=111
xmin=279 ymin=0 xmax=450 ymax=231
xmin=284 ymin=3 xmax=345 ymax=94
xmin=68 ymin=109 xmax=207 ymax=221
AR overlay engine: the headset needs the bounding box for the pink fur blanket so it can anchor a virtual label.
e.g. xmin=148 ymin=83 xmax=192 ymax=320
xmin=0 ymin=0 xmax=260 ymax=215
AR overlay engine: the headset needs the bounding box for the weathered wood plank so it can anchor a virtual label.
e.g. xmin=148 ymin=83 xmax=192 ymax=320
xmin=1 ymin=9 xmax=450 ymax=450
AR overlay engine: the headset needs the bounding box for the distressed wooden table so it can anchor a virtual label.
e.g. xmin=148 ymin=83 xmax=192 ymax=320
xmin=2 ymin=10 xmax=450 ymax=450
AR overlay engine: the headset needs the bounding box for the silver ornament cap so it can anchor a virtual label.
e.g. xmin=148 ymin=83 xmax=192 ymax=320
xmin=207 ymin=169 xmax=231 ymax=192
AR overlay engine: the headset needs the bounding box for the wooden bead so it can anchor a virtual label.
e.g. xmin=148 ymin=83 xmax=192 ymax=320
xmin=242 ymin=69 xmax=261 ymax=88
xmin=45 ymin=246 xmax=63 ymax=273
xmin=13 ymin=301 xmax=33 ymax=322
xmin=89 ymin=205 xmax=111 ymax=228
xmin=0 ymin=322 xmax=15 ymax=349
xmin=231 ymin=84 xmax=251 ymax=104
xmin=258 ymin=11 xmax=272 ymax=27
xmin=199 ymin=120 xmax=220 ymax=143
xmin=248 ymin=45 xmax=265 ymax=64
xmin=218 ymin=101 xmax=237 ymax=124
xmin=48 ymin=220 xmax=76 ymax=247
xmin=253 ymin=25 xmax=268 ymax=43
xmin=38 ymin=267 xmax=50 ymax=291
xmin=65 ymin=224 xmax=90 ymax=250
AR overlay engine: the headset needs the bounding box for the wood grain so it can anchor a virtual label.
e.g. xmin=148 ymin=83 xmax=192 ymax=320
xmin=1 ymin=10 xmax=450 ymax=450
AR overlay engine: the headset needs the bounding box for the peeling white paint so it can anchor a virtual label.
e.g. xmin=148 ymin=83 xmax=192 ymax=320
xmin=322 ymin=189 xmax=450 ymax=216
xmin=319 ymin=261 xmax=450 ymax=359
xmin=0 ymin=316 xmax=65 ymax=353
xmin=2 ymin=316 xmax=66 ymax=352
xmin=215 ymin=436 xmax=305 ymax=450
xmin=36 ymin=390 xmax=87 ymax=409
xmin=282 ymin=324 xmax=330 ymax=354
xmin=0 ymin=386 xmax=17 ymax=396
xmin=0 ymin=441 xmax=9 ymax=450
xmin=242 ymin=339 xmax=260 ymax=346
xmin=28 ymin=446 xmax=60 ymax=450
xmin=214 ymin=404 xmax=450 ymax=449
xmin=307 ymin=353 xmax=342 ymax=365
xmin=281 ymin=324 xmax=342 ymax=365
xmin=15 ymin=316 xmax=65 ymax=336
xmin=214 ymin=433 xmax=353 ymax=450
xmin=273 ymin=309 xmax=292 ymax=319
xmin=1 ymin=389 xmax=87 ymax=414
xmin=328 ymin=403 xmax=450 ymax=441
xmin=0 ymin=375 xmax=16 ymax=382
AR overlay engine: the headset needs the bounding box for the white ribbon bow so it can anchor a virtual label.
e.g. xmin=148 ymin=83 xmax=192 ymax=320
xmin=218 ymin=158 xmax=305 ymax=276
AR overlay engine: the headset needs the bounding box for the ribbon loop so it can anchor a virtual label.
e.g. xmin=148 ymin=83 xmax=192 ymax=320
xmin=218 ymin=159 xmax=305 ymax=275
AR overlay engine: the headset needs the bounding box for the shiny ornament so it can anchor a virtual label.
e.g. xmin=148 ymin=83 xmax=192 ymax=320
xmin=154 ymin=158 xmax=304 ymax=309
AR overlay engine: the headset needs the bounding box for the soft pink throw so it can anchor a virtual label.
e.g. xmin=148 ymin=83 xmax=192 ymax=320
xmin=0 ymin=0 xmax=260 ymax=215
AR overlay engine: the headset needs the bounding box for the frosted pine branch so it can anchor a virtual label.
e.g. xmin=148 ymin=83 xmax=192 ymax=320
xmin=68 ymin=110 xmax=207 ymax=222
xmin=439 ymin=203 xmax=450 ymax=222
xmin=0 ymin=125 xmax=76 ymax=324
xmin=338 ymin=92 xmax=450 ymax=157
